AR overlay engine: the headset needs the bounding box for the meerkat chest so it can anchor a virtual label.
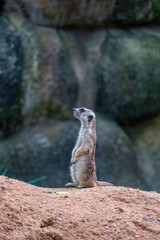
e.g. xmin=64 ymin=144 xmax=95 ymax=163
xmin=79 ymin=132 xmax=92 ymax=145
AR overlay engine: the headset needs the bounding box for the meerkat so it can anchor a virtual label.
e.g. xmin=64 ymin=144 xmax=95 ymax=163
xmin=65 ymin=107 xmax=113 ymax=188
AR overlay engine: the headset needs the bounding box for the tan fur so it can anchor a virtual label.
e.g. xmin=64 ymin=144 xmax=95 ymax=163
xmin=65 ymin=107 xmax=113 ymax=188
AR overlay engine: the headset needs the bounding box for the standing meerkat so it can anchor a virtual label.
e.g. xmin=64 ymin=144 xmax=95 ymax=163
xmin=65 ymin=107 xmax=113 ymax=188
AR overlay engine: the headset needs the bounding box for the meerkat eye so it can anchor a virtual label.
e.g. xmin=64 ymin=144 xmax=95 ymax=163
xmin=79 ymin=108 xmax=85 ymax=113
xmin=88 ymin=115 xmax=93 ymax=121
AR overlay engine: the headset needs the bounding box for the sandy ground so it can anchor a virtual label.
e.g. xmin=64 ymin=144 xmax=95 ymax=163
xmin=0 ymin=176 xmax=160 ymax=240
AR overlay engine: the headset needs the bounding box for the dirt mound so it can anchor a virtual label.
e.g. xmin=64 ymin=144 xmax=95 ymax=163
xmin=0 ymin=176 xmax=160 ymax=240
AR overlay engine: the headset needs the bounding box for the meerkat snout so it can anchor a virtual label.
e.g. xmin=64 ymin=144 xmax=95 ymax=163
xmin=73 ymin=108 xmax=80 ymax=118
xmin=73 ymin=107 xmax=85 ymax=120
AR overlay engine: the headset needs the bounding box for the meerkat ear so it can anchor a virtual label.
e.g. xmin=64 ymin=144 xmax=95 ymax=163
xmin=88 ymin=115 xmax=93 ymax=121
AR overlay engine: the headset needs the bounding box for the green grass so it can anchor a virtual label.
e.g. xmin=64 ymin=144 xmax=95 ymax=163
xmin=0 ymin=158 xmax=8 ymax=176
xmin=27 ymin=176 xmax=47 ymax=184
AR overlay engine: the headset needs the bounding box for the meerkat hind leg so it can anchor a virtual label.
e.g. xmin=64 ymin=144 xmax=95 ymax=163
xmin=78 ymin=179 xmax=96 ymax=188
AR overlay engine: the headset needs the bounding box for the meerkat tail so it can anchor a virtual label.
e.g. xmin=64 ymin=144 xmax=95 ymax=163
xmin=96 ymin=181 xmax=114 ymax=186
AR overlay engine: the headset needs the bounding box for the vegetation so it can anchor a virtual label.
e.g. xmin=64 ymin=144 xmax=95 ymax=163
xmin=0 ymin=159 xmax=47 ymax=185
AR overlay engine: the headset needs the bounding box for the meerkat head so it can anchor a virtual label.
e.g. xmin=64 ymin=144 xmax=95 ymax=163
xmin=73 ymin=107 xmax=96 ymax=127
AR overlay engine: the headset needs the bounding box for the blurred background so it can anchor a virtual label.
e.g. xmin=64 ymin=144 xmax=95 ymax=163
xmin=0 ymin=0 xmax=160 ymax=192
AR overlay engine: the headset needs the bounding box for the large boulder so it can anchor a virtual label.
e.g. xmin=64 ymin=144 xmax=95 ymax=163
xmin=5 ymin=0 xmax=160 ymax=27
xmin=11 ymin=17 xmax=78 ymax=124
xmin=125 ymin=114 xmax=160 ymax=193
xmin=95 ymin=28 xmax=160 ymax=123
xmin=0 ymin=118 xmax=148 ymax=190
xmin=0 ymin=16 xmax=79 ymax=136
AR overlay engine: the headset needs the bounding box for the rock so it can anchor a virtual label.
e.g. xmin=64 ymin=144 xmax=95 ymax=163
xmin=95 ymin=28 xmax=160 ymax=123
xmin=0 ymin=118 xmax=148 ymax=189
xmin=5 ymin=0 xmax=160 ymax=27
xmin=125 ymin=114 xmax=160 ymax=192
xmin=83 ymin=219 xmax=88 ymax=223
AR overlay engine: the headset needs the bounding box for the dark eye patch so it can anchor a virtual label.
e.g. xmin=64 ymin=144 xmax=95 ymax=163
xmin=88 ymin=115 xmax=93 ymax=121
xmin=79 ymin=108 xmax=85 ymax=113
